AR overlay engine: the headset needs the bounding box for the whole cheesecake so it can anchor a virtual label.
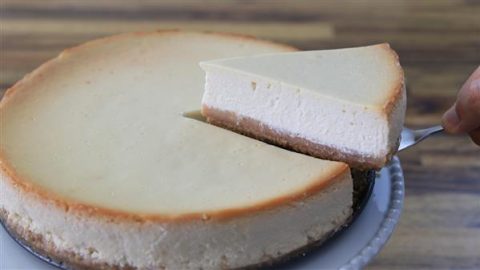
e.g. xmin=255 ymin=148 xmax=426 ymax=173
xmin=0 ymin=31 xmax=355 ymax=269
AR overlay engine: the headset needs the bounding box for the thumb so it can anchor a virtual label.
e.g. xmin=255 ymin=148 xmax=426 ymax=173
xmin=442 ymin=104 xmax=461 ymax=133
xmin=442 ymin=67 xmax=480 ymax=134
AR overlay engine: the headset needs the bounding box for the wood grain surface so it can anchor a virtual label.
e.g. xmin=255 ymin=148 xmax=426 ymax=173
xmin=1 ymin=1 xmax=479 ymax=269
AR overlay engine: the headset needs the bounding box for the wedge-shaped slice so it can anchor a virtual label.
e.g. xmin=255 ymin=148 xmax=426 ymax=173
xmin=200 ymin=44 xmax=406 ymax=169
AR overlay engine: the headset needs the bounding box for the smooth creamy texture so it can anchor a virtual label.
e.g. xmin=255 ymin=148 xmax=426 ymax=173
xmin=201 ymin=44 xmax=406 ymax=160
xmin=0 ymin=33 xmax=347 ymax=215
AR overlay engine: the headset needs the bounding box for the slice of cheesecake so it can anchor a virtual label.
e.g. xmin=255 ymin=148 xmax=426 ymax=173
xmin=200 ymin=44 xmax=406 ymax=169
xmin=0 ymin=31 xmax=356 ymax=270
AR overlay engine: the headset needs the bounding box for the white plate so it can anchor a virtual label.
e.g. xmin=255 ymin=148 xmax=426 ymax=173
xmin=0 ymin=157 xmax=404 ymax=270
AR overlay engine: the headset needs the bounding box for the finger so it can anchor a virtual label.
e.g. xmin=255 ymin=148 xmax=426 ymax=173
xmin=469 ymin=127 xmax=480 ymax=146
xmin=442 ymin=104 xmax=461 ymax=134
xmin=442 ymin=67 xmax=480 ymax=134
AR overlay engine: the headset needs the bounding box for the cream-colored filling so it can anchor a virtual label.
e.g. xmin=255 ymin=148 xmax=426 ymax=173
xmin=202 ymin=67 xmax=393 ymax=158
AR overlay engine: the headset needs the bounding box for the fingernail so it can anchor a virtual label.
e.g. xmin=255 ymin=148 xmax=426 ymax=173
xmin=442 ymin=106 xmax=461 ymax=133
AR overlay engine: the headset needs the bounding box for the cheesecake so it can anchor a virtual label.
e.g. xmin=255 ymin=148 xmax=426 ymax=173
xmin=0 ymin=31 xmax=356 ymax=269
xmin=200 ymin=44 xmax=406 ymax=169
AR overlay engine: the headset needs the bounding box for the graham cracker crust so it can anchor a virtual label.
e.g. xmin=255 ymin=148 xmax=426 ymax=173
xmin=202 ymin=106 xmax=396 ymax=170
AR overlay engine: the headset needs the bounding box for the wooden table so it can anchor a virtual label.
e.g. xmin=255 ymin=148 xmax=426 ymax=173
xmin=1 ymin=1 xmax=479 ymax=269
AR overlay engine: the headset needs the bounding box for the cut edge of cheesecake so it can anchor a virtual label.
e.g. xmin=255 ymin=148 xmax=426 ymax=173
xmin=0 ymin=30 xmax=350 ymax=223
xmin=200 ymin=43 xmax=406 ymax=169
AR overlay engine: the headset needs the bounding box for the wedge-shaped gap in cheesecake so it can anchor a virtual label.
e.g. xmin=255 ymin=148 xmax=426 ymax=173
xmin=182 ymin=110 xmax=294 ymax=150
xmin=183 ymin=110 xmax=334 ymax=159
xmin=182 ymin=110 xmax=280 ymax=147
xmin=182 ymin=110 xmax=208 ymax=123
xmin=182 ymin=110 xmax=329 ymax=160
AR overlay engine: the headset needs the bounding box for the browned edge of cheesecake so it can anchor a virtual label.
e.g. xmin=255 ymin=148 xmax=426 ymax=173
xmin=202 ymin=106 xmax=398 ymax=170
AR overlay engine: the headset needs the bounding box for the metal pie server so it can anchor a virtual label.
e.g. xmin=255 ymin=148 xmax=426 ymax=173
xmin=398 ymin=125 xmax=444 ymax=151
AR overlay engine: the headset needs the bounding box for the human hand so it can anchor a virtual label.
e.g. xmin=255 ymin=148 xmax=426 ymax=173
xmin=441 ymin=66 xmax=480 ymax=146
